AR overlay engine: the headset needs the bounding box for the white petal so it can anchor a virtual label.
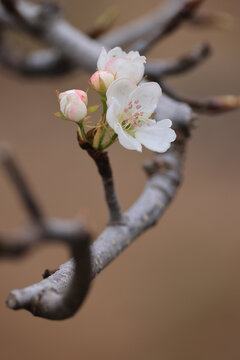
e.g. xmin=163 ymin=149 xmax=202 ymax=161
xmin=135 ymin=119 xmax=176 ymax=153
xmin=60 ymin=95 xmax=68 ymax=114
xmin=133 ymin=58 xmax=145 ymax=83
xmin=115 ymin=124 xmax=142 ymax=152
xmin=106 ymin=78 xmax=136 ymax=110
xmin=106 ymin=99 xmax=121 ymax=130
xmin=65 ymin=101 xmax=87 ymax=122
xmin=129 ymin=82 xmax=162 ymax=118
xmin=105 ymin=58 xmax=142 ymax=84
xmin=127 ymin=51 xmax=145 ymax=62
xmin=97 ymin=47 xmax=108 ymax=70
xmin=107 ymin=47 xmax=125 ymax=58
xmin=155 ymin=118 xmax=173 ymax=128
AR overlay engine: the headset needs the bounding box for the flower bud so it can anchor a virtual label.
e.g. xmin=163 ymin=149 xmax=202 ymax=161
xmin=89 ymin=71 xmax=114 ymax=94
xmin=59 ymin=90 xmax=88 ymax=121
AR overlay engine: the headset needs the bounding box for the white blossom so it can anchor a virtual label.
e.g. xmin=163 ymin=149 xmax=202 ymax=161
xmin=97 ymin=47 xmax=146 ymax=85
xmin=106 ymin=78 xmax=176 ymax=152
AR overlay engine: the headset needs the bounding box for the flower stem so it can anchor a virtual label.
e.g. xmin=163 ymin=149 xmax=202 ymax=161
xmin=78 ymin=120 xmax=91 ymax=144
xmin=77 ymin=136 xmax=124 ymax=225
xmin=101 ymin=133 xmax=118 ymax=150
xmin=101 ymin=95 xmax=107 ymax=114
xmin=99 ymin=126 xmax=107 ymax=148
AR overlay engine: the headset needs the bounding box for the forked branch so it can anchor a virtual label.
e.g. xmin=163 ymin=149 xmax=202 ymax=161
xmin=0 ymin=145 xmax=92 ymax=320
xmin=0 ymin=0 xmax=239 ymax=321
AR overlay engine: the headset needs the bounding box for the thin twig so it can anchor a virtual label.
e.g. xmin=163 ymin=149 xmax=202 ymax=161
xmin=87 ymin=7 xmax=118 ymax=39
xmin=160 ymin=81 xmax=240 ymax=114
xmin=145 ymin=42 xmax=211 ymax=78
xmin=131 ymin=0 xmax=203 ymax=54
xmin=0 ymin=44 xmax=76 ymax=76
xmin=0 ymin=143 xmax=43 ymax=222
xmin=100 ymin=0 xmax=203 ymax=48
xmin=0 ymin=144 xmax=92 ymax=320
xmin=78 ymin=137 xmax=124 ymax=225
xmin=187 ymin=10 xmax=236 ymax=30
xmin=6 ymin=218 xmax=92 ymax=320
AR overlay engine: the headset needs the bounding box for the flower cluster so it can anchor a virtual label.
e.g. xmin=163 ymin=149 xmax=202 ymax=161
xmin=56 ymin=47 xmax=176 ymax=152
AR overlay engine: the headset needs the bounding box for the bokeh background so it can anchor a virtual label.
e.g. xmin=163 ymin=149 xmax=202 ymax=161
xmin=0 ymin=0 xmax=240 ymax=359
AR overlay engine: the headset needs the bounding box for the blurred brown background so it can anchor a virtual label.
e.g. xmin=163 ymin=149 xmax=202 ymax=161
xmin=0 ymin=0 xmax=240 ymax=359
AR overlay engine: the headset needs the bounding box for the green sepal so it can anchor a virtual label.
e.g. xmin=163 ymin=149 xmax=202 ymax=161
xmin=77 ymin=120 xmax=91 ymax=144
xmin=87 ymin=105 xmax=100 ymax=114
xmin=54 ymin=112 xmax=69 ymax=121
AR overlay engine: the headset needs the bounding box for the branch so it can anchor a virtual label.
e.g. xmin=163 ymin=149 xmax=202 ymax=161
xmin=6 ymin=218 xmax=92 ymax=320
xmin=160 ymin=81 xmax=240 ymax=114
xmin=0 ymin=143 xmax=43 ymax=222
xmin=99 ymin=0 xmax=203 ymax=48
xmin=0 ymin=45 xmax=75 ymax=76
xmin=130 ymin=0 xmax=203 ymax=54
xmin=0 ymin=0 xmax=239 ymax=322
xmin=78 ymin=140 xmax=124 ymax=225
xmin=187 ymin=10 xmax=236 ymax=30
xmin=0 ymin=3 xmax=117 ymax=77
xmin=0 ymin=145 xmax=92 ymax=320
xmin=0 ymin=0 xmax=101 ymax=71
xmin=3 ymin=95 xmax=193 ymax=317
xmin=145 ymin=42 xmax=211 ymax=78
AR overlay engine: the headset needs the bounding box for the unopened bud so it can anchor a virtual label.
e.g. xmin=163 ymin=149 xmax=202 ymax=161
xmin=89 ymin=71 xmax=114 ymax=94
xmin=59 ymin=90 xmax=88 ymax=121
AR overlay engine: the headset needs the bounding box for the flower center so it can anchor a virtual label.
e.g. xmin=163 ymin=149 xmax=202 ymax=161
xmin=118 ymin=99 xmax=149 ymax=135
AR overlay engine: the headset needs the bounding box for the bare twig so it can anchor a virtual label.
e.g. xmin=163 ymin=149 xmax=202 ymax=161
xmin=0 ymin=145 xmax=92 ymax=320
xmin=188 ymin=10 xmax=236 ymax=30
xmin=0 ymin=0 xmax=101 ymax=71
xmin=145 ymin=42 xmax=211 ymax=78
xmin=78 ymin=139 xmax=124 ymax=225
xmin=99 ymin=0 xmax=203 ymax=48
xmin=131 ymin=0 xmax=203 ymax=54
xmin=0 ymin=4 xmax=115 ymax=77
xmin=6 ymin=218 xmax=92 ymax=320
xmin=0 ymin=44 xmax=75 ymax=76
xmin=87 ymin=7 xmax=118 ymax=39
xmin=160 ymin=81 xmax=240 ymax=114
xmin=0 ymin=143 xmax=43 ymax=222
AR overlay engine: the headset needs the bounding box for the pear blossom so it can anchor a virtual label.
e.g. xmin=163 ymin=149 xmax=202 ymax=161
xmin=59 ymin=89 xmax=88 ymax=122
xmin=106 ymin=78 xmax=176 ymax=152
xmin=89 ymin=70 xmax=114 ymax=94
xmin=97 ymin=47 xmax=146 ymax=85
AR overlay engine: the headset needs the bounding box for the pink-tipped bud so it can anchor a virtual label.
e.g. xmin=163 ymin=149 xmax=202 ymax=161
xmin=59 ymin=89 xmax=88 ymax=121
xmin=89 ymin=71 xmax=114 ymax=94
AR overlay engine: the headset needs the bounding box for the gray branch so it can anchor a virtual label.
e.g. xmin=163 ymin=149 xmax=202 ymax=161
xmin=99 ymin=0 xmax=202 ymax=47
xmin=159 ymin=81 xmax=240 ymax=114
xmin=130 ymin=0 xmax=203 ymax=54
xmin=0 ymin=0 xmax=239 ymax=321
xmin=145 ymin=42 xmax=211 ymax=78
xmin=6 ymin=217 xmax=92 ymax=320
xmin=0 ymin=143 xmax=43 ymax=222
xmin=0 ymin=0 xmax=203 ymax=74
xmin=5 ymin=95 xmax=192 ymax=318
xmin=0 ymin=146 xmax=92 ymax=320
